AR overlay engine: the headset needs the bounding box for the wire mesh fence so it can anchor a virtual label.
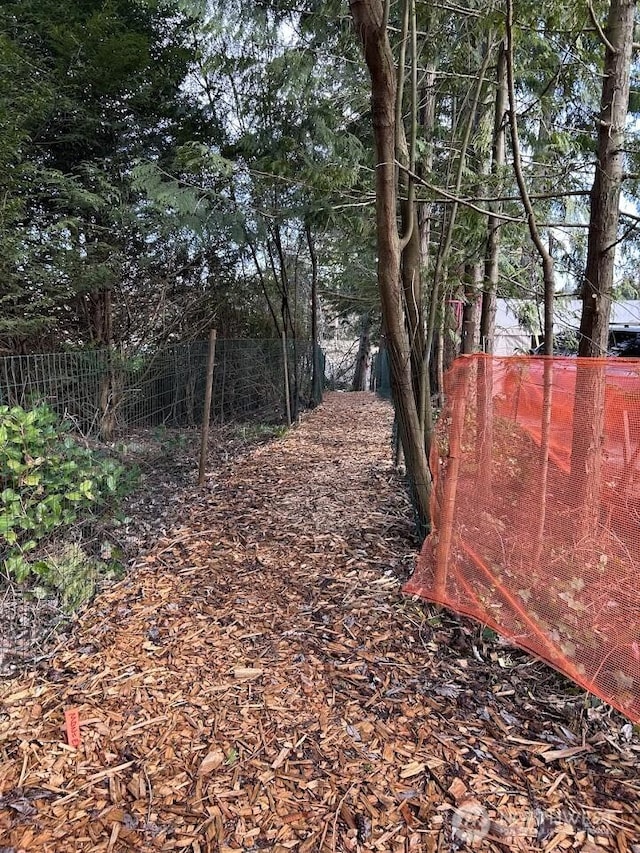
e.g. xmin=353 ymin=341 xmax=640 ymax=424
xmin=0 ymin=336 xmax=317 ymax=675
xmin=0 ymin=338 xmax=317 ymax=441
xmin=372 ymin=347 xmax=392 ymax=399
xmin=214 ymin=338 xmax=314 ymax=425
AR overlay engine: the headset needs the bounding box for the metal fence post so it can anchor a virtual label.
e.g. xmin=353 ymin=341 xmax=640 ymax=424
xmin=198 ymin=329 xmax=217 ymax=486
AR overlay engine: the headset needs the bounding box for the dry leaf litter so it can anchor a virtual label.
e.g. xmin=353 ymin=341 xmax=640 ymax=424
xmin=1 ymin=392 xmax=639 ymax=853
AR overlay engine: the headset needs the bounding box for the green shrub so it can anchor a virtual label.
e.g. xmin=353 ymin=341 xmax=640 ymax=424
xmin=0 ymin=403 xmax=127 ymax=601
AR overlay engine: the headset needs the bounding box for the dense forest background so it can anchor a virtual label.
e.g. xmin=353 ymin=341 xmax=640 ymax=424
xmin=1 ymin=0 xmax=639 ymax=524
xmin=3 ymin=0 xmax=637 ymax=355
xmin=0 ymin=0 xmax=374 ymax=355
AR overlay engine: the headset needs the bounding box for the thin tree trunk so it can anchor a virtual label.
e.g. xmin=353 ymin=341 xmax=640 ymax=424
xmin=505 ymin=0 xmax=557 ymax=549
xmin=444 ymin=285 xmax=463 ymax=368
xmin=401 ymin=214 xmax=424 ymax=400
xmin=505 ymin=1 xmax=556 ymax=352
xmin=462 ymin=263 xmax=482 ymax=354
xmin=480 ymin=41 xmax=507 ymax=354
xmin=434 ymin=359 xmax=470 ymax=596
xmin=534 ymin=358 xmax=553 ymax=565
xmin=305 ymin=222 xmax=323 ymax=407
xmin=352 ymin=313 xmax=372 ymax=391
xmin=436 ymin=283 xmax=446 ymax=407
xmin=417 ymin=61 xmax=437 ymax=436
xmin=578 ymin=0 xmax=635 ymax=356
xmin=477 ymin=42 xmax=504 ymax=502
xmin=349 ymin=0 xmax=431 ymax=533
xmin=423 ymin=42 xmax=493 ymax=450
xmin=247 ymin=238 xmax=281 ymax=336
xmin=267 ymin=231 xmax=294 ymax=337
xmin=397 ymin=0 xmax=424 ymax=408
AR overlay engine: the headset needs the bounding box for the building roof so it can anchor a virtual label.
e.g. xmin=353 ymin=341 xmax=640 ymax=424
xmin=496 ymin=298 xmax=640 ymax=336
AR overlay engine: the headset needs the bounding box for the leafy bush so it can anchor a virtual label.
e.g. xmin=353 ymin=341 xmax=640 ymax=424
xmin=30 ymin=543 xmax=120 ymax=612
xmin=0 ymin=403 xmax=127 ymax=602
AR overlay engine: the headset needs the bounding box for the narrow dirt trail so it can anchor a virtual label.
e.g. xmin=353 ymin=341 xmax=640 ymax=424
xmin=1 ymin=393 xmax=639 ymax=852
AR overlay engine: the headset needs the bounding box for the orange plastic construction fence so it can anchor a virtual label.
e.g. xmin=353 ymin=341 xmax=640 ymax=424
xmin=404 ymin=354 xmax=640 ymax=722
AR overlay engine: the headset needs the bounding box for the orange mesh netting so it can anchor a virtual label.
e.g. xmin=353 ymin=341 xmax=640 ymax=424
xmin=404 ymin=354 xmax=640 ymax=722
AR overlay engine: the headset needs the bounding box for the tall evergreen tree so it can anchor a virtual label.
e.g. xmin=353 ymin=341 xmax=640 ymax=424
xmin=0 ymin=0 xmax=204 ymax=350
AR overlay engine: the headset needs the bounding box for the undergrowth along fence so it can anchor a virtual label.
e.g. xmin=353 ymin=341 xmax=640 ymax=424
xmin=405 ymin=354 xmax=640 ymax=723
xmin=0 ymin=338 xmax=317 ymax=441
xmin=0 ymin=337 xmax=317 ymax=674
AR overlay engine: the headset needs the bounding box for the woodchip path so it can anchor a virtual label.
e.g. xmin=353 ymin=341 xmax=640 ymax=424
xmin=1 ymin=392 xmax=639 ymax=852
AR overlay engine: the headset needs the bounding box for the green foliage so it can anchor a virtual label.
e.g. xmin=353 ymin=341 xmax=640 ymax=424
xmin=30 ymin=545 xmax=96 ymax=612
xmin=3 ymin=0 xmax=639 ymax=359
xmin=0 ymin=0 xmax=208 ymax=351
xmin=152 ymin=424 xmax=190 ymax=451
xmin=233 ymin=423 xmax=288 ymax=442
xmin=515 ymin=301 xmax=541 ymax=334
xmin=0 ymin=404 xmax=128 ymax=605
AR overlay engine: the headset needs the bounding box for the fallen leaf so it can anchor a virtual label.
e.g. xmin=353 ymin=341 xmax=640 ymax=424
xmin=399 ymin=761 xmax=425 ymax=779
xmin=198 ymin=749 xmax=225 ymax=775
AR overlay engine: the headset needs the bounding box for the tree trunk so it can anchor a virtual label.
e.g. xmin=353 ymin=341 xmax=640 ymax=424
xmin=462 ymin=262 xmax=482 ymax=354
xmin=349 ymin=0 xmax=431 ymax=533
xmin=444 ymin=288 xmax=462 ymax=371
xmin=423 ymin=42 xmax=492 ymax=453
xmin=87 ymin=288 xmax=113 ymax=346
xmin=396 ymin=0 xmax=424 ymax=408
xmin=477 ymin=41 xmax=507 ymax=503
xmin=578 ymin=0 xmax=635 ymax=355
xmin=505 ymin=0 xmax=555 ymax=352
xmin=571 ymin=0 xmax=635 ymax=534
xmin=305 ymin=222 xmax=323 ymax=407
xmin=352 ymin=313 xmax=372 ymax=391
xmin=401 ymin=205 xmax=425 ymax=401
xmin=479 ymin=41 xmax=507 ymax=354
xmin=417 ymin=62 xmax=437 ymax=434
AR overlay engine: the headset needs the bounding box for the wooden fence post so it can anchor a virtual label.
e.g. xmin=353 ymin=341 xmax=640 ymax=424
xmin=198 ymin=329 xmax=217 ymax=486
xmin=282 ymin=331 xmax=292 ymax=427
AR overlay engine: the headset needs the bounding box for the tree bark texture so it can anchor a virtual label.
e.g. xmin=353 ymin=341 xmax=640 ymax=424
xmin=578 ymin=0 xmax=636 ymax=357
xmin=462 ymin=262 xmax=482 ymax=354
xmin=306 ymin=222 xmax=323 ymax=407
xmin=417 ymin=65 xmax=436 ymax=438
xmin=349 ymin=0 xmax=431 ymax=533
xmin=352 ymin=313 xmax=372 ymax=391
xmin=572 ymin=0 xmax=636 ymax=536
xmin=477 ymin=41 xmax=507 ymax=503
xmin=401 ymin=205 xmax=425 ymax=402
xmin=480 ymin=41 xmax=507 ymax=354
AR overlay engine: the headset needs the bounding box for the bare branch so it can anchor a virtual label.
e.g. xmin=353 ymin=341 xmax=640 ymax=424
xmin=506 ymin=0 xmax=555 ymax=352
xmin=397 ymin=161 xmax=522 ymax=222
xmin=587 ymin=1 xmax=617 ymax=53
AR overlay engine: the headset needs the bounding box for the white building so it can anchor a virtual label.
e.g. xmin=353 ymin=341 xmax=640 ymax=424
xmin=494 ymin=298 xmax=640 ymax=355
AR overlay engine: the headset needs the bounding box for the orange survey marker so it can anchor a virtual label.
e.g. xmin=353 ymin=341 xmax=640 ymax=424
xmin=65 ymin=707 xmax=81 ymax=748
xmin=404 ymin=354 xmax=640 ymax=722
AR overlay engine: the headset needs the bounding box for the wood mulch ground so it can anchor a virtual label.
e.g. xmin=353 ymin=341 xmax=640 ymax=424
xmin=1 ymin=392 xmax=639 ymax=853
